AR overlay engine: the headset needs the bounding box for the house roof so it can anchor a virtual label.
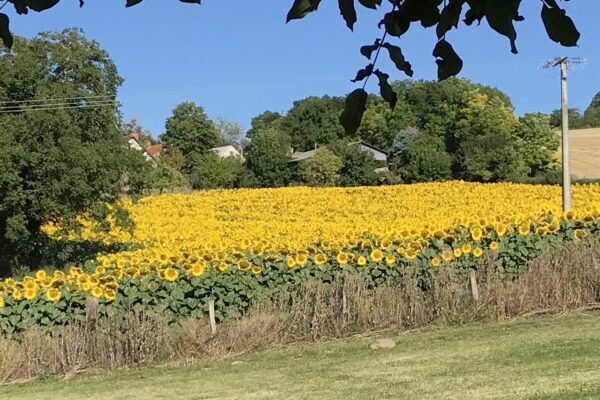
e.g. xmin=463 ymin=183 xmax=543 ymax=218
xmin=290 ymin=149 xmax=317 ymax=162
xmin=146 ymin=144 xmax=163 ymax=157
xmin=211 ymin=145 xmax=241 ymax=157
xmin=127 ymin=132 xmax=140 ymax=143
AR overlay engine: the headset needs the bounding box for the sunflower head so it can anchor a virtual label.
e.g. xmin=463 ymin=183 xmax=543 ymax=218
xmin=46 ymin=289 xmax=61 ymax=303
xmin=473 ymin=247 xmax=483 ymax=258
xmin=164 ymin=267 xmax=179 ymax=282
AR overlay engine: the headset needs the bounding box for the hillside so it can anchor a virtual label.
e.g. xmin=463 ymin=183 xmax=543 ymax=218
xmin=558 ymin=128 xmax=600 ymax=179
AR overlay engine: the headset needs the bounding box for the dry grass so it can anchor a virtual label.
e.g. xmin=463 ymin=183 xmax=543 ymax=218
xmin=1 ymin=243 xmax=600 ymax=384
xmin=557 ymin=128 xmax=600 ymax=179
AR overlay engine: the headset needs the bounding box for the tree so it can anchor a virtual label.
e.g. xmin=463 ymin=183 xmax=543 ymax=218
xmin=245 ymin=127 xmax=291 ymax=187
xmin=189 ymin=153 xmax=237 ymax=190
xmin=358 ymin=96 xmax=416 ymax=150
xmin=247 ymin=111 xmax=283 ymax=139
xmin=583 ymin=92 xmax=600 ymax=128
xmin=388 ymin=127 xmax=453 ymax=183
xmin=298 ymin=147 xmax=343 ymax=186
xmin=0 ymin=29 xmax=130 ymax=272
xmin=513 ymin=113 xmax=560 ymax=176
xmin=215 ymin=116 xmax=245 ymax=150
xmin=159 ymin=147 xmax=186 ymax=173
xmin=161 ymin=101 xmax=220 ymax=168
xmin=549 ymin=108 xmax=585 ymax=129
xmin=280 ymin=96 xmax=346 ymax=151
xmin=328 ymin=140 xmax=379 ymax=187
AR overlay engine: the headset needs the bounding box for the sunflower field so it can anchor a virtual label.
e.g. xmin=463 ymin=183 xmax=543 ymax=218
xmin=1 ymin=181 xmax=600 ymax=334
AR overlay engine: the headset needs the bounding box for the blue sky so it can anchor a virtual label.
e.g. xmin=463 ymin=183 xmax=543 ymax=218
xmin=7 ymin=0 xmax=600 ymax=137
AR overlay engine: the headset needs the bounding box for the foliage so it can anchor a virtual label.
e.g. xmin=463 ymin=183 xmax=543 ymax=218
xmin=215 ymin=116 xmax=245 ymax=150
xmin=0 ymin=29 xmax=131 ymax=274
xmin=245 ymin=127 xmax=292 ymax=187
xmin=298 ymin=147 xmax=344 ymax=186
xmin=358 ymin=97 xmax=416 ymax=150
xmin=583 ymin=91 xmax=600 ymax=128
xmin=513 ymin=113 xmax=560 ymax=176
xmin=390 ymin=133 xmax=453 ymax=183
xmin=280 ymin=96 xmax=346 ymax=151
xmin=158 ymin=146 xmax=186 ymax=173
xmin=0 ymin=1 xmax=583 ymax=136
xmin=246 ymin=111 xmax=283 ymax=139
xmin=2 ymin=182 xmax=600 ymax=334
xmin=161 ymin=102 xmax=220 ymax=168
xmin=328 ymin=140 xmax=379 ymax=187
xmin=189 ymin=153 xmax=237 ymax=190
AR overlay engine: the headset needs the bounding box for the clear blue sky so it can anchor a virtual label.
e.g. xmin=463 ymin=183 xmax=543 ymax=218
xmin=8 ymin=0 xmax=600 ymax=137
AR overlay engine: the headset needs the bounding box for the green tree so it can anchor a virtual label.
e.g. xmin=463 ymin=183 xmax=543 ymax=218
xmin=358 ymin=97 xmax=416 ymax=150
xmin=514 ymin=113 xmax=560 ymax=176
xmin=159 ymin=147 xmax=186 ymax=173
xmin=388 ymin=129 xmax=452 ymax=183
xmin=0 ymin=29 xmax=130 ymax=273
xmin=247 ymin=111 xmax=282 ymax=139
xmin=549 ymin=108 xmax=585 ymax=129
xmin=583 ymin=92 xmax=600 ymax=127
xmin=328 ymin=140 xmax=379 ymax=187
xmin=161 ymin=102 xmax=220 ymax=168
xmin=189 ymin=153 xmax=237 ymax=190
xmin=280 ymin=96 xmax=345 ymax=151
xmin=246 ymin=128 xmax=291 ymax=187
xmin=298 ymin=147 xmax=343 ymax=186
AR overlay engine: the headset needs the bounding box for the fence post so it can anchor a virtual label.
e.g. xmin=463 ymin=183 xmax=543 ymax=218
xmin=208 ymin=300 xmax=217 ymax=335
xmin=86 ymin=296 xmax=99 ymax=331
xmin=469 ymin=269 xmax=480 ymax=302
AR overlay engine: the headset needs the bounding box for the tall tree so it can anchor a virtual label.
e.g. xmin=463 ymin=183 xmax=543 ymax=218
xmin=161 ymin=101 xmax=220 ymax=168
xmin=246 ymin=127 xmax=291 ymax=187
xmin=583 ymin=91 xmax=600 ymax=128
xmin=358 ymin=96 xmax=416 ymax=150
xmin=247 ymin=111 xmax=282 ymax=139
xmin=0 ymin=29 xmax=130 ymax=272
xmin=280 ymin=96 xmax=345 ymax=151
xmin=214 ymin=116 xmax=245 ymax=150
xmin=513 ymin=113 xmax=560 ymax=176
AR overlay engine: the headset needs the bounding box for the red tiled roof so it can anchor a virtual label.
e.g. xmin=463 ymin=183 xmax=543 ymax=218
xmin=127 ymin=132 xmax=140 ymax=142
xmin=146 ymin=144 xmax=163 ymax=157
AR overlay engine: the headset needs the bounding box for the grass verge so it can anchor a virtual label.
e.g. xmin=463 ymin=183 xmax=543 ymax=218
xmin=2 ymin=312 xmax=600 ymax=400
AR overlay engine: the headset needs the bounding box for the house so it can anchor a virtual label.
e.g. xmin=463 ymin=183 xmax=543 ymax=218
xmin=146 ymin=144 xmax=164 ymax=158
xmin=126 ymin=132 xmax=162 ymax=162
xmin=211 ymin=144 xmax=244 ymax=160
xmin=290 ymin=141 xmax=388 ymax=164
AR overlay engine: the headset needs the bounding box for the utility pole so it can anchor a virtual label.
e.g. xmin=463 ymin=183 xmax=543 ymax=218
xmin=559 ymin=57 xmax=571 ymax=211
xmin=542 ymin=57 xmax=585 ymax=211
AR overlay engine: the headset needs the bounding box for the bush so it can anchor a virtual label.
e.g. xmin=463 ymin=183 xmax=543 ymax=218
xmin=298 ymin=147 xmax=343 ymax=186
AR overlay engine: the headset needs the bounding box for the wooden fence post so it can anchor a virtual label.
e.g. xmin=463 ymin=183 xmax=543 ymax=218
xmin=208 ymin=300 xmax=217 ymax=335
xmin=469 ymin=269 xmax=480 ymax=302
xmin=86 ymin=297 xmax=99 ymax=331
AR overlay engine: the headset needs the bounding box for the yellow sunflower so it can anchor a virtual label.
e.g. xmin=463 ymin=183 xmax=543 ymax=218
xmin=357 ymin=255 xmax=367 ymax=266
xmin=431 ymin=257 xmax=441 ymax=267
xmin=91 ymin=287 xmax=103 ymax=298
xmin=163 ymin=267 xmax=179 ymax=282
xmin=385 ymin=254 xmax=396 ymax=265
xmin=336 ymin=252 xmax=349 ymax=265
xmin=46 ymin=288 xmax=61 ymax=302
xmin=489 ymin=241 xmax=499 ymax=251
xmin=473 ymin=247 xmax=483 ymax=258
xmin=370 ymin=249 xmax=384 ymax=262
xmin=286 ymin=256 xmax=297 ymax=268
xmin=24 ymin=288 xmax=37 ymax=301
xmin=314 ymin=253 xmax=327 ymax=266
xmin=296 ymin=253 xmax=308 ymax=266
xmin=470 ymin=227 xmax=483 ymax=241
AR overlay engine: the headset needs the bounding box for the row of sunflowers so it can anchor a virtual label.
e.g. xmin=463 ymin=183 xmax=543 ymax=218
xmin=1 ymin=182 xmax=600 ymax=334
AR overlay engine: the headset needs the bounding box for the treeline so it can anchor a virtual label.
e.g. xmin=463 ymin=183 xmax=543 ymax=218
xmin=152 ymin=78 xmax=600 ymax=190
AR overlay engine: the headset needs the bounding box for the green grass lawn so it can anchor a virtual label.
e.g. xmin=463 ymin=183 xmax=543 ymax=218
xmin=3 ymin=313 xmax=600 ymax=400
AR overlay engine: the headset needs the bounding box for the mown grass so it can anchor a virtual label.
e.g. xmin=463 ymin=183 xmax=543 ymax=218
xmin=3 ymin=312 xmax=600 ymax=400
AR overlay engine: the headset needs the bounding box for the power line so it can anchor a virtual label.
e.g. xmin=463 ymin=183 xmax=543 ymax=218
xmin=0 ymin=101 xmax=118 ymax=114
xmin=0 ymin=99 xmax=117 ymax=112
xmin=0 ymin=94 xmax=115 ymax=106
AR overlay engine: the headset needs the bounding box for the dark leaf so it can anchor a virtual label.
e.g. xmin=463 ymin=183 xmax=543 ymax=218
xmin=357 ymin=0 xmax=381 ymax=10
xmin=373 ymin=70 xmax=397 ymax=109
xmin=340 ymin=89 xmax=368 ymax=135
xmin=351 ymin=64 xmax=373 ymax=82
xmin=287 ymin=0 xmax=322 ymax=22
xmin=433 ymin=39 xmax=463 ymax=80
xmin=126 ymin=0 xmax=144 ymax=6
xmin=379 ymin=10 xmax=410 ymax=37
xmin=339 ymin=0 xmax=357 ymax=30
xmin=484 ymin=0 xmax=520 ymax=54
xmin=382 ymin=43 xmax=413 ymax=77
xmin=0 ymin=13 xmax=13 ymax=49
xmin=437 ymin=0 xmax=465 ymax=38
xmin=360 ymin=39 xmax=380 ymax=59
xmin=179 ymin=0 xmax=202 ymax=3
xmin=541 ymin=4 xmax=580 ymax=47
xmin=401 ymin=0 xmax=441 ymax=28
xmin=464 ymin=0 xmax=484 ymax=25
xmin=28 ymin=0 xmax=60 ymax=12
xmin=13 ymin=3 xmax=29 ymax=14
